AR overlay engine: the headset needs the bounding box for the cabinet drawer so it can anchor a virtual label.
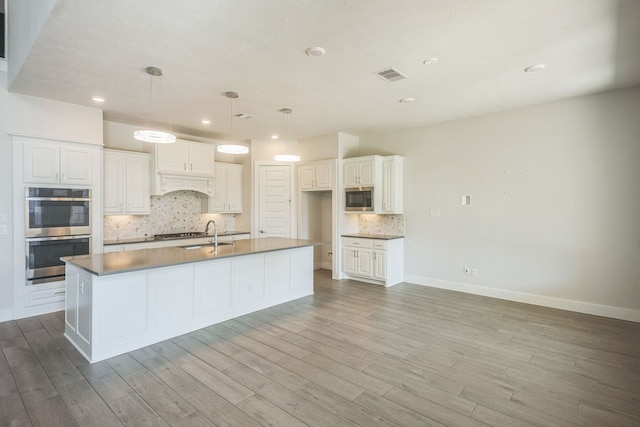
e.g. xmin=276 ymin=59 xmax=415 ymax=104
xmin=25 ymin=283 xmax=66 ymax=307
xmin=342 ymin=237 xmax=373 ymax=248
xmin=373 ymin=240 xmax=387 ymax=250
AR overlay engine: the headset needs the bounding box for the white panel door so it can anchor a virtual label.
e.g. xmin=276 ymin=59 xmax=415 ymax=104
xmin=257 ymin=165 xmax=292 ymax=238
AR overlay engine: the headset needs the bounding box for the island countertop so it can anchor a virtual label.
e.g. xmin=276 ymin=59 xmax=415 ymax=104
xmin=63 ymin=238 xmax=322 ymax=276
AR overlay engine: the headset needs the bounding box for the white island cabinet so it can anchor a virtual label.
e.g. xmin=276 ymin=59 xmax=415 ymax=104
xmin=64 ymin=238 xmax=316 ymax=363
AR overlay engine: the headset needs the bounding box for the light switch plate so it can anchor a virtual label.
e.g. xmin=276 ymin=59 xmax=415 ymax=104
xmin=0 ymin=225 xmax=7 ymax=235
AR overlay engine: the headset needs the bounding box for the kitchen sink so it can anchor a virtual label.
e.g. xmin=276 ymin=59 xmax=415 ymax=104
xmin=180 ymin=242 xmax=235 ymax=250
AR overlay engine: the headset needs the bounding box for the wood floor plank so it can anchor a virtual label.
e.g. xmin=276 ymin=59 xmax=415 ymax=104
xmin=1 ymin=269 xmax=639 ymax=427
xmin=26 ymin=395 xmax=79 ymax=427
xmin=235 ymin=394 xmax=308 ymax=427
xmin=108 ymin=392 xmax=170 ymax=427
xmin=0 ymin=392 xmax=31 ymax=427
xmin=57 ymin=379 xmax=122 ymax=427
xmin=122 ymin=370 xmax=196 ymax=424
xmin=180 ymin=359 xmax=254 ymax=404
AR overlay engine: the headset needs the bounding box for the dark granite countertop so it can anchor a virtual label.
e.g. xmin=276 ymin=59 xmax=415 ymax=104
xmin=64 ymin=238 xmax=322 ymax=276
xmin=341 ymin=233 xmax=404 ymax=240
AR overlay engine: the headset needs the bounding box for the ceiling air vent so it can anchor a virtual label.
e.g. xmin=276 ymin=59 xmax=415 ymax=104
xmin=374 ymin=67 xmax=409 ymax=83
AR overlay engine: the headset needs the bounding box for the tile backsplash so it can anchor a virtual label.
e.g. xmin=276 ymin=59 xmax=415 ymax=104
xmin=103 ymin=191 xmax=236 ymax=240
xmin=358 ymin=214 xmax=404 ymax=235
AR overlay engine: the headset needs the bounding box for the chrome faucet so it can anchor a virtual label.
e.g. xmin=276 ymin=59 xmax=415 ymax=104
xmin=204 ymin=220 xmax=218 ymax=252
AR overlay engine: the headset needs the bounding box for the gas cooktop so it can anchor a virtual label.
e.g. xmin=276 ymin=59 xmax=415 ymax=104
xmin=153 ymin=231 xmax=207 ymax=240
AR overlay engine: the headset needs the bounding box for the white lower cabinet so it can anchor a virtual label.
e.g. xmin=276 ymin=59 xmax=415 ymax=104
xmin=64 ymin=246 xmax=313 ymax=363
xmin=341 ymin=237 xmax=404 ymax=286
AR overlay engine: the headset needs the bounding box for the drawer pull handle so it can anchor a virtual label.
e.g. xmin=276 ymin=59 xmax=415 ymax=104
xmin=54 ymin=291 xmax=66 ymax=295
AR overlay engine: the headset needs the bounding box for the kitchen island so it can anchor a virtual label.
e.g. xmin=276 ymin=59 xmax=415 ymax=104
xmin=63 ymin=238 xmax=319 ymax=363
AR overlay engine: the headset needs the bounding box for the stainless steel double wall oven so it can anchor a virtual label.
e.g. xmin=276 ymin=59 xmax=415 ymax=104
xmin=25 ymin=187 xmax=92 ymax=285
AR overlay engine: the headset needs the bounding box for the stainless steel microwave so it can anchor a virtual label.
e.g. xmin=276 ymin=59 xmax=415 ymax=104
xmin=345 ymin=187 xmax=374 ymax=212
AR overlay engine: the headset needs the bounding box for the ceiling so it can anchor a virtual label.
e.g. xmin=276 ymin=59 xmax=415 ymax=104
xmin=8 ymin=0 xmax=640 ymax=142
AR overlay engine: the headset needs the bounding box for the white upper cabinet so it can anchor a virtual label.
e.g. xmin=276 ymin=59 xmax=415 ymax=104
xmin=203 ymin=162 xmax=243 ymax=213
xmin=381 ymin=155 xmax=404 ymax=214
xmin=298 ymin=159 xmax=335 ymax=191
xmin=150 ymin=139 xmax=216 ymax=196
xmin=104 ymin=149 xmax=150 ymax=215
xmin=343 ymin=155 xmax=381 ymax=187
xmin=24 ymin=140 xmax=93 ymax=185
xmin=155 ymin=140 xmax=215 ymax=177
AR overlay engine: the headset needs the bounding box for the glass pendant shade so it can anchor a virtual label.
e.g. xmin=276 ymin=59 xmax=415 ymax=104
xmin=134 ymin=66 xmax=176 ymax=144
xmin=217 ymin=144 xmax=249 ymax=154
xmin=134 ymin=129 xmax=176 ymax=144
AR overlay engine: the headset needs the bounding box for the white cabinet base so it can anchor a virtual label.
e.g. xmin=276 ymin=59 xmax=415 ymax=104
xmin=341 ymin=237 xmax=404 ymax=287
xmin=65 ymin=246 xmax=313 ymax=363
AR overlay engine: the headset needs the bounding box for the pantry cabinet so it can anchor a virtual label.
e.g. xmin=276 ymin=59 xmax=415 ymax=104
xmin=202 ymin=162 xmax=243 ymax=213
xmin=298 ymin=160 xmax=334 ymax=190
xmin=24 ymin=140 xmax=93 ymax=185
xmin=341 ymin=236 xmax=404 ymax=286
xmin=104 ymin=150 xmax=150 ymax=215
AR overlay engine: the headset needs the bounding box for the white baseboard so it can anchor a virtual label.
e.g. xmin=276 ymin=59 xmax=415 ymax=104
xmin=404 ymin=275 xmax=640 ymax=323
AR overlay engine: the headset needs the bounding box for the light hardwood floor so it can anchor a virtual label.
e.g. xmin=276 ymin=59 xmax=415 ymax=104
xmin=1 ymin=269 xmax=639 ymax=426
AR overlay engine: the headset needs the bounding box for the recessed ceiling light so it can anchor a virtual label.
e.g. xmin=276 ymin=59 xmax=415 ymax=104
xmin=91 ymin=96 xmax=105 ymax=103
xmin=271 ymin=134 xmax=279 ymax=140
xmin=423 ymin=57 xmax=439 ymax=65
xmin=201 ymin=119 xmax=211 ymax=125
xmin=399 ymin=97 xmax=414 ymax=103
xmin=524 ymin=64 xmax=546 ymax=73
xmin=305 ymin=46 xmax=326 ymax=57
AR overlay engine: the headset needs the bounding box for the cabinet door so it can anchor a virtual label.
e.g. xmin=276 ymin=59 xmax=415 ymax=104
xmin=226 ymin=164 xmax=243 ymax=212
xmin=314 ymin=163 xmax=333 ymax=189
xmin=157 ymin=143 xmax=189 ymax=174
xmin=24 ymin=141 xmax=59 ymax=183
xmin=356 ymin=249 xmax=373 ymax=278
xmin=266 ymin=251 xmax=290 ymax=295
xmin=298 ymin=165 xmax=315 ymax=190
xmin=61 ymin=145 xmax=93 ymax=185
xmin=342 ymin=248 xmax=358 ymax=275
xmin=195 ymin=261 xmax=232 ymax=314
xmin=234 ymin=255 xmax=265 ymax=303
xmin=373 ymin=250 xmax=386 ymax=280
xmin=343 ymin=162 xmax=360 ymax=187
xmin=208 ymin=165 xmax=227 ymax=212
xmin=104 ymin=152 xmax=125 ymax=214
xmin=381 ymin=158 xmax=394 ymax=213
xmin=126 ymin=154 xmax=150 ymax=214
xmin=358 ymin=160 xmax=375 ymax=186
xmin=188 ymin=143 xmax=215 ymax=176
xmin=77 ymin=272 xmax=93 ymax=345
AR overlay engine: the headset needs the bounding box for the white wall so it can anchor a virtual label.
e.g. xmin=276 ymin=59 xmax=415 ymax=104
xmin=360 ymin=86 xmax=640 ymax=321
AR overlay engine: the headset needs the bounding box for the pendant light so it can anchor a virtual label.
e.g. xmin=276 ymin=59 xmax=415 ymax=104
xmin=134 ymin=66 xmax=176 ymax=144
xmin=217 ymin=91 xmax=249 ymax=154
xmin=274 ymin=108 xmax=300 ymax=162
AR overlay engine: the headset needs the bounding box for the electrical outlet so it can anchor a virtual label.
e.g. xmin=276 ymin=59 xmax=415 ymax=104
xmin=471 ymin=268 xmax=478 ymax=277
xmin=463 ymin=266 xmax=470 ymax=275
xmin=429 ymin=210 xmax=441 ymax=217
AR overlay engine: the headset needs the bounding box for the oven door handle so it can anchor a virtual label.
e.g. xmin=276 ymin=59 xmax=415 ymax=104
xmin=26 ymin=235 xmax=92 ymax=242
xmin=26 ymin=197 xmax=92 ymax=202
